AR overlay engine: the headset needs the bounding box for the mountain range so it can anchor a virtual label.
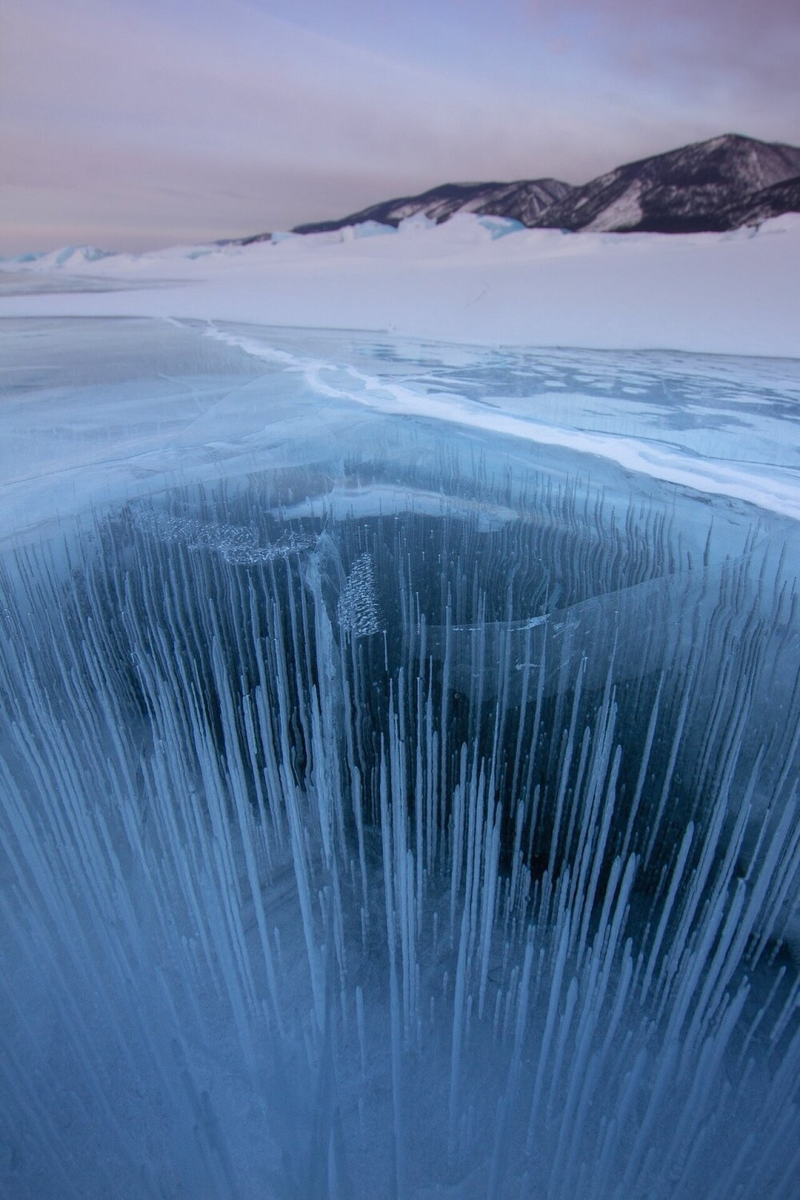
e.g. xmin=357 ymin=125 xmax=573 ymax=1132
xmin=291 ymin=177 xmax=572 ymax=234
xmin=243 ymin=134 xmax=800 ymax=241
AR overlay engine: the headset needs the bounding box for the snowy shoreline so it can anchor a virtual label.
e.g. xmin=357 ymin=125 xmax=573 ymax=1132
xmin=2 ymin=212 xmax=799 ymax=359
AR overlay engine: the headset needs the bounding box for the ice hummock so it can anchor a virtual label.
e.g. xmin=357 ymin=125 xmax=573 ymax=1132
xmin=1 ymin=317 xmax=799 ymax=1198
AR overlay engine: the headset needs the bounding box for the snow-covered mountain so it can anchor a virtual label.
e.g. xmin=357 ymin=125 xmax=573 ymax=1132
xmin=244 ymin=134 xmax=799 ymax=241
xmin=530 ymin=134 xmax=800 ymax=233
xmin=289 ymin=178 xmax=573 ymax=235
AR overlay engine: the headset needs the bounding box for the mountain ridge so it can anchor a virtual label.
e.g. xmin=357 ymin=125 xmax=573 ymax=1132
xmin=291 ymin=177 xmax=572 ymax=235
xmin=236 ymin=133 xmax=800 ymax=243
xmin=530 ymin=133 xmax=800 ymax=233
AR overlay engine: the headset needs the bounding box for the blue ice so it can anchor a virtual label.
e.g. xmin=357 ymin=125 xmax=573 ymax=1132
xmin=1 ymin=317 xmax=799 ymax=1198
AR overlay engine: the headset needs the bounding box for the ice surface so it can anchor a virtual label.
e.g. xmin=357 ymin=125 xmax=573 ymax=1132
xmin=3 ymin=317 xmax=799 ymax=547
xmin=1 ymin=316 xmax=799 ymax=1198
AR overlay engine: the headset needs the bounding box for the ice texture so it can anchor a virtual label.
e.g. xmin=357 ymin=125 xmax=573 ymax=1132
xmin=1 ymin=318 xmax=799 ymax=1198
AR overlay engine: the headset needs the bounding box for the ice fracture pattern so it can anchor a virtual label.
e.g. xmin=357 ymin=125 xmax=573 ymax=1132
xmin=1 ymin=319 xmax=799 ymax=1198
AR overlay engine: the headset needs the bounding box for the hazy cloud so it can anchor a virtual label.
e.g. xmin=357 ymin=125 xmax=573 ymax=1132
xmin=2 ymin=0 xmax=798 ymax=251
xmin=525 ymin=0 xmax=800 ymax=105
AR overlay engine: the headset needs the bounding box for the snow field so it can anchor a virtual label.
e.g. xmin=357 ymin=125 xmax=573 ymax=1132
xmin=2 ymin=211 xmax=800 ymax=358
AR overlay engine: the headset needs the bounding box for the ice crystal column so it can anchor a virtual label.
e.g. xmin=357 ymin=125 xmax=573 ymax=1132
xmin=1 ymin=463 xmax=799 ymax=1199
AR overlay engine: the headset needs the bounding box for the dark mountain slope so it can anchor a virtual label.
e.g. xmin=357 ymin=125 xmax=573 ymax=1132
xmin=721 ymin=175 xmax=800 ymax=228
xmin=291 ymin=178 xmax=573 ymax=234
xmin=529 ymin=134 xmax=800 ymax=234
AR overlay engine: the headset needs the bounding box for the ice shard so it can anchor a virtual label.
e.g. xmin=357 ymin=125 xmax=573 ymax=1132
xmin=1 ymin=319 xmax=799 ymax=1198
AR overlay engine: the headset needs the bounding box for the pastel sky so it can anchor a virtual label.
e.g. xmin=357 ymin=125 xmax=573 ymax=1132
xmin=2 ymin=0 xmax=799 ymax=252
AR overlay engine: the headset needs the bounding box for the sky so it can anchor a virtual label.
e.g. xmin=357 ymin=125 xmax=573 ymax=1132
xmin=2 ymin=0 xmax=799 ymax=253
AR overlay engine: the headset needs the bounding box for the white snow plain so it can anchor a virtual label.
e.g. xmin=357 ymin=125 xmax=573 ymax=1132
xmin=2 ymin=211 xmax=799 ymax=357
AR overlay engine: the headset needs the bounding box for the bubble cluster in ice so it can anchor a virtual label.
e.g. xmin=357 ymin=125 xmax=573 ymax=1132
xmin=130 ymin=506 xmax=315 ymax=564
xmin=337 ymin=552 xmax=382 ymax=637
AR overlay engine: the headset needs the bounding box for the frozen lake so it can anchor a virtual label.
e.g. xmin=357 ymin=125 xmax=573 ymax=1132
xmin=3 ymin=315 xmax=800 ymax=546
xmin=1 ymin=316 xmax=799 ymax=1198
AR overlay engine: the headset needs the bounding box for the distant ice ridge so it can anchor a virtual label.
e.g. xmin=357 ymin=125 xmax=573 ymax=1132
xmin=0 ymin=244 xmax=116 ymax=268
xmin=0 ymin=214 xmax=521 ymax=268
xmin=1 ymin=452 xmax=799 ymax=1198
